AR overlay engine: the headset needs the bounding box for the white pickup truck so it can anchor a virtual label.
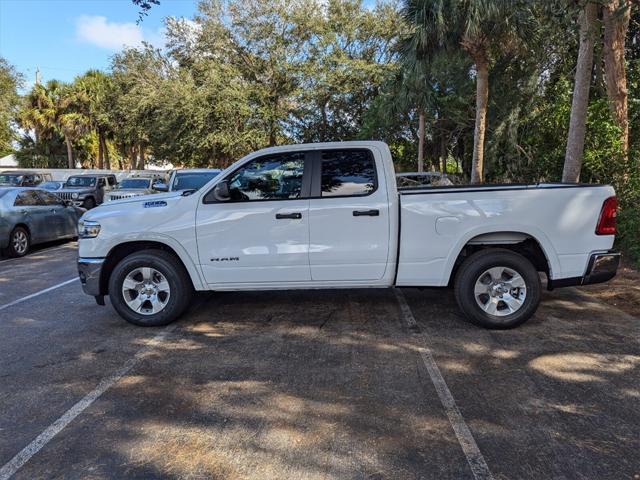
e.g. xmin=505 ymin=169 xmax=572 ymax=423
xmin=77 ymin=141 xmax=620 ymax=329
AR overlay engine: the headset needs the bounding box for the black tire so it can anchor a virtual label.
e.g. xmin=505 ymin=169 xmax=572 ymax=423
xmin=454 ymin=248 xmax=541 ymax=329
xmin=5 ymin=226 xmax=30 ymax=258
xmin=108 ymin=249 xmax=193 ymax=326
xmin=83 ymin=197 xmax=96 ymax=210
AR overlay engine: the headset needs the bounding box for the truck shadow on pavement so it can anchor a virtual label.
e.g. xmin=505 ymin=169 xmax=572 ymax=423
xmin=11 ymin=287 xmax=640 ymax=480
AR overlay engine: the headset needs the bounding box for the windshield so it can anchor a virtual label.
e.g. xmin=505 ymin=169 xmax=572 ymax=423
xmin=40 ymin=181 xmax=62 ymax=190
xmin=65 ymin=176 xmax=96 ymax=188
xmin=0 ymin=174 xmax=22 ymax=186
xmin=172 ymin=171 xmax=219 ymax=191
xmin=119 ymin=179 xmax=151 ymax=189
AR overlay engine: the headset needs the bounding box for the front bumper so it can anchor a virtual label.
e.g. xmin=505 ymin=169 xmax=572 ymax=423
xmin=78 ymin=257 xmax=105 ymax=297
xmin=548 ymin=251 xmax=621 ymax=289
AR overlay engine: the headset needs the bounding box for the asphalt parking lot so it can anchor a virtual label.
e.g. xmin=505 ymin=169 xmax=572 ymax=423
xmin=0 ymin=244 xmax=638 ymax=480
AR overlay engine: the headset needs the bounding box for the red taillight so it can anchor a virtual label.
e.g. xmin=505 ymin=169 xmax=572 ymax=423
xmin=595 ymin=196 xmax=617 ymax=235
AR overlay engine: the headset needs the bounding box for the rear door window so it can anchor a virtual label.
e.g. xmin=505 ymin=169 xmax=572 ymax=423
xmin=36 ymin=190 xmax=63 ymax=206
xmin=319 ymin=150 xmax=377 ymax=197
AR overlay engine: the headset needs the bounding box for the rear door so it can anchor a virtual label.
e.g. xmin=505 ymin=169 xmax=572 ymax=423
xmin=196 ymin=151 xmax=312 ymax=284
xmin=36 ymin=190 xmax=75 ymax=238
xmin=14 ymin=190 xmax=50 ymax=242
xmin=308 ymin=148 xmax=391 ymax=281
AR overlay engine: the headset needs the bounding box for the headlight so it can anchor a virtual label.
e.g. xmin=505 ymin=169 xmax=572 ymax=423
xmin=72 ymin=192 xmax=79 ymax=199
xmin=78 ymin=219 xmax=101 ymax=238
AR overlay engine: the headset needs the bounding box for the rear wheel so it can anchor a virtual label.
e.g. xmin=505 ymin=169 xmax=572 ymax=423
xmin=6 ymin=226 xmax=30 ymax=257
xmin=108 ymin=250 xmax=193 ymax=326
xmin=454 ymin=249 xmax=541 ymax=329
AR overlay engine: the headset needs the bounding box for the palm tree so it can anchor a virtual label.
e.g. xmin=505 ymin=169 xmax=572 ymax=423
xmin=603 ymin=0 xmax=632 ymax=162
xmin=75 ymin=70 xmax=115 ymax=169
xmin=18 ymin=82 xmax=58 ymax=145
xmin=563 ymin=1 xmax=599 ymax=183
xmin=402 ymin=0 xmax=536 ymax=183
xmin=18 ymin=80 xmax=89 ymax=168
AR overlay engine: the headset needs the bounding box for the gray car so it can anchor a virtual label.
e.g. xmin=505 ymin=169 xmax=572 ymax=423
xmin=56 ymin=174 xmax=117 ymax=209
xmin=0 ymin=188 xmax=83 ymax=257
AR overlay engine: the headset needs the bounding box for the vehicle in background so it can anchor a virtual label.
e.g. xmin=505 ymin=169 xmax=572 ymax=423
xmin=160 ymin=169 xmax=222 ymax=193
xmin=0 ymin=188 xmax=83 ymax=257
xmin=40 ymin=180 xmax=65 ymax=192
xmin=77 ymin=141 xmax=619 ymax=330
xmin=0 ymin=171 xmax=53 ymax=187
xmin=57 ymin=174 xmax=117 ymax=209
xmin=396 ymin=171 xmax=461 ymax=188
xmin=104 ymin=176 xmax=165 ymax=202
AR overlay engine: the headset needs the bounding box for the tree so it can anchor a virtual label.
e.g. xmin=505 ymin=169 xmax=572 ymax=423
xmin=0 ymin=57 xmax=22 ymax=157
xmin=403 ymin=0 xmax=537 ymax=183
xmin=603 ymin=0 xmax=632 ymax=160
xmin=563 ymin=1 xmax=599 ymax=182
xmin=75 ymin=70 xmax=115 ymax=169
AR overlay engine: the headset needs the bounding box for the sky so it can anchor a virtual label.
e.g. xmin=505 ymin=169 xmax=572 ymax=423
xmin=0 ymin=0 xmax=198 ymax=88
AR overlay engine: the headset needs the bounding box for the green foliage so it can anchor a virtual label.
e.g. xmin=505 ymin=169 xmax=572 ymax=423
xmin=0 ymin=57 xmax=22 ymax=157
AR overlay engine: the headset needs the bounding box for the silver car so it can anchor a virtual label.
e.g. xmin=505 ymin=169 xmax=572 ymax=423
xmin=0 ymin=188 xmax=83 ymax=257
xmin=104 ymin=177 xmax=163 ymax=201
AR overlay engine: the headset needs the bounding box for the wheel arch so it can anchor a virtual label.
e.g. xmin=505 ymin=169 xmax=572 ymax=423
xmin=445 ymin=229 xmax=558 ymax=286
xmin=98 ymin=239 xmax=205 ymax=295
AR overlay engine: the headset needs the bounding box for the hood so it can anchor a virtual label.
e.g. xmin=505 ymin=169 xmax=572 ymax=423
xmin=59 ymin=187 xmax=92 ymax=193
xmin=107 ymin=189 xmax=152 ymax=196
xmin=82 ymin=191 xmax=185 ymax=223
xmin=89 ymin=191 xmax=182 ymax=211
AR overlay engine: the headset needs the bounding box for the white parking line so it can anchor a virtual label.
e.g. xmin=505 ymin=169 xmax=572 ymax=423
xmin=0 ymin=323 xmax=177 ymax=480
xmin=0 ymin=278 xmax=79 ymax=313
xmin=393 ymin=288 xmax=494 ymax=480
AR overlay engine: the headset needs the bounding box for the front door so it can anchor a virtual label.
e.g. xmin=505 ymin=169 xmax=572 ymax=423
xmin=308 ymin=148 xmax=391 ymax=281
xmin=196 ymin=151 xmax=312 ymax=285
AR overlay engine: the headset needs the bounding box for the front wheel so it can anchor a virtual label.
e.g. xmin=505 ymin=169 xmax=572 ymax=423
xmin=454 ymin=249 xmax=541 ymax=329
xmin=108 ymin=250 xmax=193 ymax=326
xmin=82 ymin=197 xmax=96 ymax=210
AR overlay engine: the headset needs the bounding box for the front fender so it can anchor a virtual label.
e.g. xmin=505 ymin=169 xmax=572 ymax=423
xmin=82 ymin=232 xmax=206 ymax=291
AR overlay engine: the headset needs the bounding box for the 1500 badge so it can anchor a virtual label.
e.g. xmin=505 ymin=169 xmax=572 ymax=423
xmin=210 ymin=257 xmax=240 ymax=262
xmin=144 ymin=200 xmax=167 ymax=208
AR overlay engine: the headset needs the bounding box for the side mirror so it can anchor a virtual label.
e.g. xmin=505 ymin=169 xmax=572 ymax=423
xmin=212 ymin=180 xmax=230 ymax=202
xmin=153 ymin=183 xmax=168 ymax=192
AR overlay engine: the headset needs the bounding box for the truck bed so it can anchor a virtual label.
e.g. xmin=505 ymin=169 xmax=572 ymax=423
xmin=395 ymin=183 xmax=615 ymax=287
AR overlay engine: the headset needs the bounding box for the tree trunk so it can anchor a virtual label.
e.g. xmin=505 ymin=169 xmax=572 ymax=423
xmin=138 ymin=143 xmax=146 ymax=170
xmin=64 ymin=135 xmax=74 ymax=169
xmin=102 ymin=135 xmax=111 ymax=170
xmin=97 ymin=131 xmax=104 ymax=170
xmin=563 ymin=2 xmax=599 ymax=183
xmin=129 ymin=144 xmax=137 ymax=170
xmin=603 ymin=0 xmax=631 ymax=159
xmin=440 ymin=134 xmax=447 ymax=175
xmin=417 ymin=109 xmax=425 ymax=173
xmin=470 ymin=52 xmax=489 ymax=184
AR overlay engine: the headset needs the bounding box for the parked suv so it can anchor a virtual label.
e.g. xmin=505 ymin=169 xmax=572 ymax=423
xmin=57 ymin=174 xmax=117 ymax=209
xmin=0 ymin=171 xmax=52 ymax=187
xmin=104 ymin=175 xmax=164 ymax=202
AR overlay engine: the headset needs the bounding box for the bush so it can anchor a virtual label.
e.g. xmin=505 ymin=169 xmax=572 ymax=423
xmin=618 ymin=207 xmax=640 ymax=268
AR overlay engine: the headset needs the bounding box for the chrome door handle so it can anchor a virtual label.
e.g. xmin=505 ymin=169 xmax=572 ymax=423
xmin=276 ymin=212 xmax=302 ymax=220
xmin=353 ymin=209 xmax=379 ymax=217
